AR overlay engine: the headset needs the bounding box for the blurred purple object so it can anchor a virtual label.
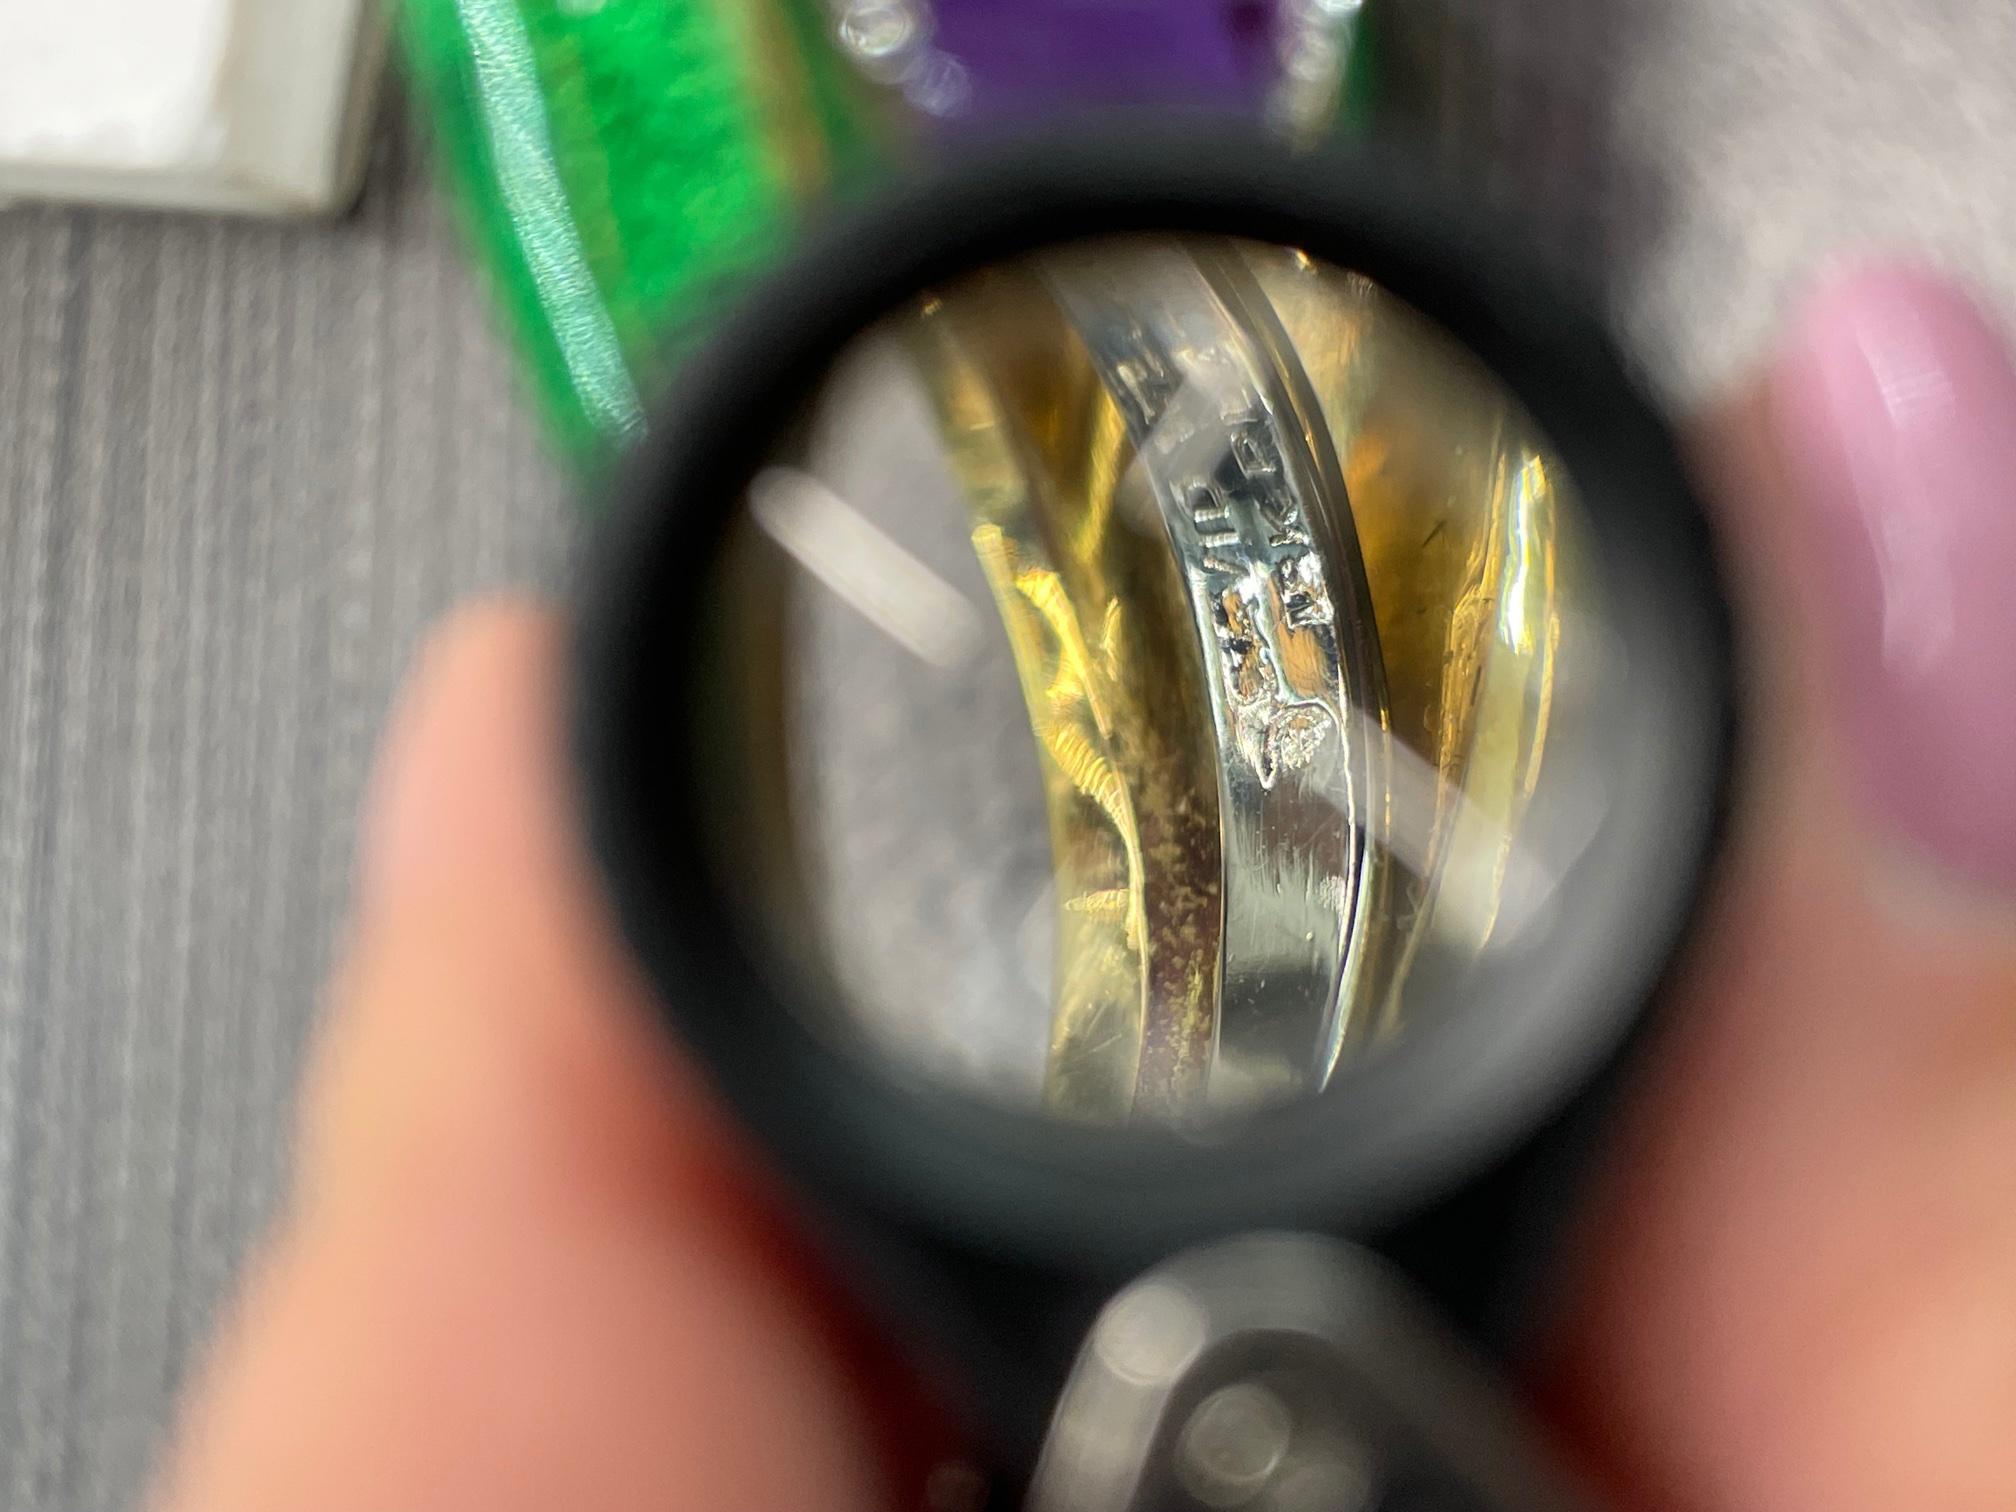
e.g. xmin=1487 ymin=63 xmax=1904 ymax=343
xmin=929 ymin=0 xmax=1279 ymax=122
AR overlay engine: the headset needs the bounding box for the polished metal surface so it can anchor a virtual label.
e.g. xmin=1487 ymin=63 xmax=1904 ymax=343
xmin=1049 ymin=243 xmax=1392 ymax=1108
xmin=1247 ymin=248 xmax=1579 ymax=1011
xmin=911 ymin=278 xmax=1226 ymax=1118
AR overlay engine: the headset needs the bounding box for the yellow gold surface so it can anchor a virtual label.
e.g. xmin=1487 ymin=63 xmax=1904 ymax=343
xmin=912 ymin=273 xmax=1224 ymax=1119
xmin=1247 ymin=246 xmax=1575 ymax=1003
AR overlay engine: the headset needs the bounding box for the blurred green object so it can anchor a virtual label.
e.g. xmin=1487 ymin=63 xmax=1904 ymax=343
xmin=400 ymin=0 xmax=887 ymax=459
xmin=1337 ymin=1 xmax=1379 ymax=133
xmin=400 ymin=0 xmax=1378 ymax=463
xmin=1271 ymin=0 xmax=1379 ymax=142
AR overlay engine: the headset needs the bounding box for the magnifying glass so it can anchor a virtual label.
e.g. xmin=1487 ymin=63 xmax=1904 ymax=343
xmin=574 ymin=129 xmax=1733 ymax=1511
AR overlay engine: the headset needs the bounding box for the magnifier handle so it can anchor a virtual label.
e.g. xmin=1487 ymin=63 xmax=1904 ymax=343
xmin=1027 ymin=1232 xmax=1598 ymax=1512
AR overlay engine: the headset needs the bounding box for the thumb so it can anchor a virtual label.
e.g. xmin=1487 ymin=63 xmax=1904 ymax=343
xmin=151 ymin=602 xmax=906 ymax=1512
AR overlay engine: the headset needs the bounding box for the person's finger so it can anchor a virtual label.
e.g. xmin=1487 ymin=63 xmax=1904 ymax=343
xmin=1551 ymin=268 xmax=2016 ymax=1510
xmin=151 ymin=602 xmax=921 ymax=1512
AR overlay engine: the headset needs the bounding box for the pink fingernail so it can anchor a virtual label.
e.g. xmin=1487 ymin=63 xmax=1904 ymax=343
xmin=1772 ymin=264 xmax=2016 ymax=887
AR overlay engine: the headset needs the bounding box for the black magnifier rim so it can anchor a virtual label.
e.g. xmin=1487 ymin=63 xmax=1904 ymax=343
xmin=575 ymin=125 xmax=1736 ymax=1275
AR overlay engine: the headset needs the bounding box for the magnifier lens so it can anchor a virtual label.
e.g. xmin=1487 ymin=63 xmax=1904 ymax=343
xmin=697 ymin=234 xmax=1622 ymax=1125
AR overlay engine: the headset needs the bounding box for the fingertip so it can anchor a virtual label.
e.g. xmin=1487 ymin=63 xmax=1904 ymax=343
xmin=303 ymin=591 xmax=723 ymax=1223
xmin=1765 ymin=260 xmax=2016 ymax=891
xmin=355 ymin=596 xmax=567 ymax=920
